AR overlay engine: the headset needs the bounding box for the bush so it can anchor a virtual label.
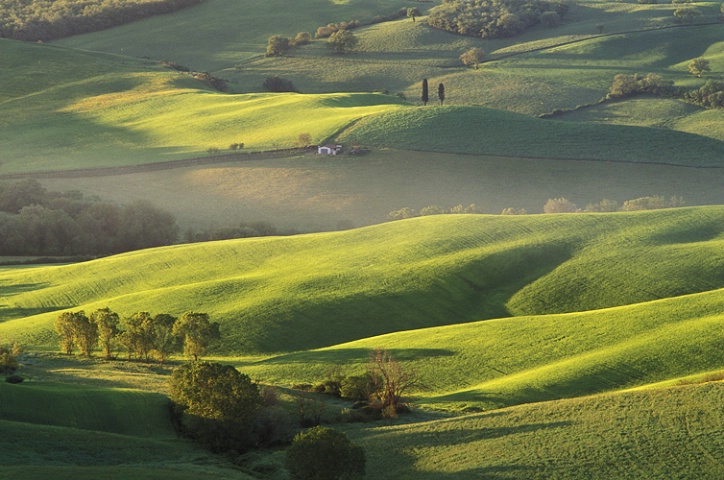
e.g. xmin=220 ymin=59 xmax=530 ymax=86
xmin=286 ymin=426 xmax=366 ymax=480
xmin=169 ymin=362 xmax=263 ymax=453
xmin=263 ymin=76 xmax=298 ymax=93
xmin=292 ymin=32 xmax=312 ymax=46
xmin=267 ymin=35 xmax=292 ymax=57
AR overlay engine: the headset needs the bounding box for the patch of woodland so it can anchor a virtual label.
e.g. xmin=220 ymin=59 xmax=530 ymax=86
xmin=427 ymin=0 xmax=569 ymax=39
xmin=0 ymin=0 xmax=207 ymax=41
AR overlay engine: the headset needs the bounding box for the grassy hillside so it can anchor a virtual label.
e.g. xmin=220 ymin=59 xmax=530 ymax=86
xmin=337 ymin=106 xmax=724 ymax=166
xmin=1 ymin=207 xmax=723 ymax=356
xmin=0 ymin=381 xmax=172 ymax=436
xmin=348 ymin=382 xmax=724 ymax=479
xmin=0 ymin=382 xmax=252 ymax=480
xmin=0 ymin=38 xmax=406 ymax=174
xmin=239 ymin=286 xmax=724 ymax=409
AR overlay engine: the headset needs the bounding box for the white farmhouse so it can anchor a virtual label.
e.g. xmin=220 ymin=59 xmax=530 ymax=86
xmin=318 ymin=144 xmax=342 ymax=155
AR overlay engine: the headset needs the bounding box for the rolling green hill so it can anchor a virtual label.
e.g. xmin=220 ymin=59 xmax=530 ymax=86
xmin=0 ymin=382 xmax=253 ymax=480
xmin=0 ymin=38 xmax=407 ymax=174
xmin=347 ymin=382 xmax=724 ymax=479
xmin=1 ymin=208 xmax=723 ymax=357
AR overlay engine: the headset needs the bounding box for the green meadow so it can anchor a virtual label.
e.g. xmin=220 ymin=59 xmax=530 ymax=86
xmin=3 ymin=0 xmax=724 ymax=477
xmin=2 ymin=210 xmax=724 ymax=478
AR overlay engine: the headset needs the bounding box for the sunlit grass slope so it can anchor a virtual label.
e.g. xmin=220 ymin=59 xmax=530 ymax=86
xmin=0 ymin=38 xmax=406 ymax=174
xmin=337 ymin=106 xmax=724 ymax=166
xmin=349 ymin=383 xmax=724 ymax=479
xmin=1 ymin=207 xmax=723 ymax=355
xmin=241 ymin=286 xmax=724 ymax=409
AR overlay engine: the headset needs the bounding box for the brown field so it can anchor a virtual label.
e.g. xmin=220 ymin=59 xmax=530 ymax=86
xmin=38 ymin=150 xmax=724 ymax=232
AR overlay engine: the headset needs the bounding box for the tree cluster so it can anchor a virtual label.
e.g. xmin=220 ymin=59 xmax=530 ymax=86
xmin=327 ymin=29 xmax=359 ymax=54
xmin=182 ymin=221 xmax=298 ymax=243
xmin=0 ymin=180 xmax=178 ymax=257
xmin=607 ymin=73 xmax=674 ymax=98
xmin=301 ymin=349 xmax=417 ymax=420
xmin=427 ymin=0 xmax=568 ymax=39
xmin=683 ymin=80 xmax=724 ymax=108
xmin=54 ymin=309 xmax=219 ymax=362
xmin=0 ymin=0 xmax=206 ymax=41
xmin=542 ymin=195 xmax=686 ymax=214
xmin=387 ymin=203 xmax=482 ymax=221
xmin=607 ymin=71 xmax=723 ymax=110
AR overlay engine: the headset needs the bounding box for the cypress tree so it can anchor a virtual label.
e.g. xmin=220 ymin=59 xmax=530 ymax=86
xmin=438 ymin=83 xmax=445 ymax=105
xmin=421 ymin=78 xmax=429 ymax=106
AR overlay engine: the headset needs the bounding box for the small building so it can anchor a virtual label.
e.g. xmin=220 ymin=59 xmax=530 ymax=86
xmin=318 ymin=144 xmax=342 ymax=155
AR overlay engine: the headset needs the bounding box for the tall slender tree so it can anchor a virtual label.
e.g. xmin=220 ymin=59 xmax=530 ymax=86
xmin=438 ymin=83 xmax=445 ymax=105
xmin=421 ymin=78 xmax=429 ymax=106
xmin=91 ymin=307 xmax=120 ymax=360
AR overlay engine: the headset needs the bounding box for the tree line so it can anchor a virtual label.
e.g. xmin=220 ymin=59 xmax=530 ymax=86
xmin=54 ymin=309 xmax=220 ymax=362
xmin=607 ymin=68 xmax=724 ymax=109
xmin=0 ymin=0 xmax=206 ymax=41
xmin=387 ymin=195 xmax=687 ymax=219
xmin=0 ymin=179 xmax=178 ymax=257
xmin=427 ymin=0 xmax=568 ymax=39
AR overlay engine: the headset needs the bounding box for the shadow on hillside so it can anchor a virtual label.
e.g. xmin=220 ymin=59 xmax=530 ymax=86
xmin=364 ymin=420 xmax=572 ymax=478
xmin=243 ymin=242 xmax=574 ymax=354
xmin=0 ymin=282 xmax=50 ymax=297
xmin=259 ymin=347 xmax=455 ymax=365
xmin=0 ymin=305 xmax=70 ymax=324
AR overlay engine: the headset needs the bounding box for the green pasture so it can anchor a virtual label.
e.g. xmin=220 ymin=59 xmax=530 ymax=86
xmin=347 ymin=383 xmax=724 ymax=479
xmin=337 ymin=106 xmax=724 ymax=166
xmin=1 ymin=208 xmax=723 ymax=358
xmin=235 ymin=284 xmax=724 ymax=410
xmin=0 ymin=39 xmax=408 ymax=174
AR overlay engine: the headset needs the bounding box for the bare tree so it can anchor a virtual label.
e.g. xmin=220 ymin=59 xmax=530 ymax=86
xmin=367 ymin=349 xmax=418 ymax=416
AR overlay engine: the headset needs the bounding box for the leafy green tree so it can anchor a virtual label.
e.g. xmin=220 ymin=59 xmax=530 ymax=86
xmin=152 ymin=313 xmax=178 ymax=363
xmin=55 ymin=311 xmax=77 ymax=355
xmin=0 ymin=343 xmax=19 ymax=374
xmin=286 ymin=426 xmax=366 ymax=480
xmin=169 ymin=361 xmax=262 ymax=452
xmin=421 ymin=78 xmax=429 ymax=105
xmin=267 ymin=35 xmax=292 ymax=56
xmin=327 ymin=29 xmax=358 ymax=53
xmin=90 ymin=307 xmax=120 ymax=359
xmin=72 ymin=311 xmax=98 ymax=357
xmin=173 ymin=311 xmax=220 ymax=361
xmin=460 ymin=47 xmax=486 ymax=69
xmin=121 ymin=311 xmax=156 ymax=361
xmin=689 ymin=58 xmax=710 ymax=78
xmin=407 ymin=7 xmax=421 ymax=21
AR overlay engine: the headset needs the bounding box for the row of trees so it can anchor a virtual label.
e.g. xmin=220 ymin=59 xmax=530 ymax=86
xmin=427 ymin=0 xmax=568 ymax=39
xmin=54 ymin=309 xmax=220 ymax=362
xmin=421 ymin=79 xmax=446 ymax=105
xmin=267 ymin=29 xmax=359 ymax=56
xmin=0 ymin=179 xmax=178 ymax=256
xmin=0 ymin=0 xmax=205 ymax=41
xmin=387 ymin=196 xmax=686 ymax=219
xmin=607 ymin=67 xmax=723 ymax=109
